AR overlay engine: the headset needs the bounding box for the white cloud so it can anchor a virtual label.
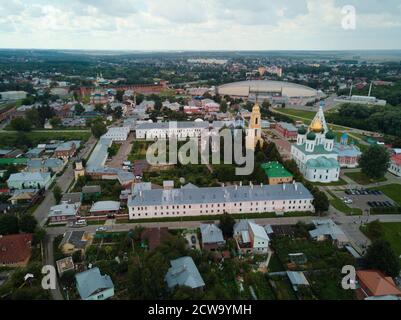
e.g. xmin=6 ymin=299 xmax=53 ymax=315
xmin=0 ymin=0 xmax=400 ymax=50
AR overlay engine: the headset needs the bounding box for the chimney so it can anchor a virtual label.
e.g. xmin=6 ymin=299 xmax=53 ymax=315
xmin=260 ymin=183 xmax=263 ymax=188
xmin=240 ymin=181 xmax=242 ymax=187
xmin=250 ymin=181 xmax=253 ymax=189
xmin=294 ymin=182 xmax=298 ymax=191
xmin=283 ymin=183 xmax=286 ymax=191
xmin=235 ymin=185 xmax=238 ymax=190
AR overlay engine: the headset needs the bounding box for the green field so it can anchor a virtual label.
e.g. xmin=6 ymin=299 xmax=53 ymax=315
xmin=344 ymin=171 xmax=387 ymax=185
xmin=369 ymin=184 xmax=401 ymax=206
xmin=362 ymin=222 xmax=401 ymax=257
xmin=0 ymin=131 xmax=91 ymax=148
xmin=274 ymin=108 xmax=316 ymax=121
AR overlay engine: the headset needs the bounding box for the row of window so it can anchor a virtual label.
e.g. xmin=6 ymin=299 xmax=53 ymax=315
xmin=132 ymin=200 xmax=312 ymax=211
xmin=130 ymin=205 xmax=313 ymax=217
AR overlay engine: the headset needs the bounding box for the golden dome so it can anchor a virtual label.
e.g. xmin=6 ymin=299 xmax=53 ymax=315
xmin=310 ymin=118 xmax=323 ymax=133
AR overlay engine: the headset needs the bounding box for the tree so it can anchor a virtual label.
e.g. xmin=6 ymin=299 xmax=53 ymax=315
xmin=359 ymin=145 xmax=390 ymax=179
xmin=115 ymin=90 xmax=124 ymax=102
xmin=10 ymin=117 xmax=32 ymax=131
xmin=94 ymin=104 xmax=104 ymax=113
xmin=49 ymin=117 xmax=61 ymax=128
xmin=19 ymin=214 xmax=38 ymax=233
xmin=312 ymin=190 xmax=330 ymax=214
xmin=364 ymin=239 xmax=400 ymax=277
xmin=74 ymin=103 xmax=85 ymax=115
xmin=91 ymin=121 xmax=107 ymax=138
xmin=220 ymin=100 xmax=228 ymax=113
xmin=53 ymin=185 xmax=62 ymax=204
xmin=218 ymin=213 xmax=235 ymax=238
xmin=364 ymin=220 xmax=384 ymax=240
xmin=25 ymin=108 xmax=41 ymax=128
xmin=0 ymin=214 xmax=19 ymax=235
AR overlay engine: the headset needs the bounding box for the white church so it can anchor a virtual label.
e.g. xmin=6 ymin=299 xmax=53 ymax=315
xmin=291 ymin=104 xmax=340 ymax=183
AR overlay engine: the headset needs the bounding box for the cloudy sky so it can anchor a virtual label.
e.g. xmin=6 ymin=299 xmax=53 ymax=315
xmin=0 ymin=0 xmax=400 ymax=50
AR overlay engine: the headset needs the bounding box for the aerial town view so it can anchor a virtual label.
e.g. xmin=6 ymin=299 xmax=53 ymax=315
xmin=0 ymin=0 xmax=401 ymax=313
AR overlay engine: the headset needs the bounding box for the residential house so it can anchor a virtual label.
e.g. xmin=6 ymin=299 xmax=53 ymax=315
xmin=309 ymin=219 xmax=349 ymax=248
xmin=56 ymin=256 xmax=75 ymax=275
xmin=0 ymin=234 xmax=33 ymax=267
xmin=48 ymin=202 xmax=80 ymax=224
xmin=7 ymin=172 xmax=52 ymax=190
xmin=82 ymin=185 xmax=101 ymax=201
xmin=140 ymin=227 xmax=171 ymax=251
xmin=59 ymin=231 xmax=90 ymax=255
xmin=8 ymin=189 xmax=41 ymax=205
xmin=89 ymin=201 xmax=120 ymax=216
xmin=54 ymin=141 xmax=77 ymax=159
xmin=233 ymin=220 xmax=270 ymax=254
xmin=61 ymin=192 xmax=82 ymax=206
xmin=388 ymin=154 xmax=401 ymax=177
xmin=287 ymin=271 xmax=310 ymax=292
xmin=75 ymin=267 xmax=115 ymax=300
xmin=26 ymin=158 xmax=65 ymax=174
xmin=165 ymin=256 xmax=205 ymax=290
xmin=356 ymin=270 xmax=401 ymax=300
xmin=199 ymin=224 xmax=225 ymax=251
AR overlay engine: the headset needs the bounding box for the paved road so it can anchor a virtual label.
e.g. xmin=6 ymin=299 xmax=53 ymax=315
xmin=33 ymin=135 xmax=97 ymax=300
xmin=108 ymin=133 xmax=134 ymax=169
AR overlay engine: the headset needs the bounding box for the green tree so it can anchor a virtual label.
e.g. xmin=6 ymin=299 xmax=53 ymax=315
xmin=359 ymin=145 xmax=390 ymax=179
xmin=0 ymin=214 xmax=19 ymax=235
xmin=10 ymin=117 xmax=32 ymax=131
xmin=313 ymin=190 xmax=330 ymax=215
xmin=94 ymin=104 xmax=104 ymax=113
xmin=25 ymin=108 xmax=41 ymax=127
xmin=91 ymin=120 xmax=107 ymax=138
xmin=74 ymin=103 xmax=85 ymax=115
xmin=220 ymin=100 xmax=228 ymax=113
xmin=49 ymin=117 xmax=61 ymax=128
xmin=364 ymin=239 xmax=400 ymax=277
xmin=19 ymin=214 xmax=38 ymax=233
xmin=365 ymin=220 xmax=384 ymax=240
xmin=53 ymin=185 xmax=62 ymax=204
xmin=218 ymin=213 xmax=235 ymax=238
xmin=115 ymin=90 xmax=124 ymax=102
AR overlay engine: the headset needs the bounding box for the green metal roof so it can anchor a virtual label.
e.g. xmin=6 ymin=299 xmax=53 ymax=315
xmin=305 ymin=156 xmax=339 ymax=169
xmin=0 ymin=158 xmax=28 ymax=165
xmin=261 ymin=162 xmax=293 ymax=178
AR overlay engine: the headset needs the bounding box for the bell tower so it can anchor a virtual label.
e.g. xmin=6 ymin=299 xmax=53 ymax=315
xmin=246 ymin=102 xmax=263 ymax=149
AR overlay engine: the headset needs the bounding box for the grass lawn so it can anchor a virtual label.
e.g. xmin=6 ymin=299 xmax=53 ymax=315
xmin=369 ymin=184 xmax=401 ymax=206
xmin=344 ymin=171 xmax=387 ymax=185
xmin=128 ymin=140 xmax=153 ymax=161
xmin=326 ymin=190 xmax=363 ymax=215
xmin=361 ymin=222 xmax=401 ymax=257
xmin=269 ymin=276 xmax=297 ymax=300
xmin=0 ymin=131 xmax=91 ymax=148
xmin=275 ymin=108 xmax=316 ymax=121
xmin=312 ymin=178 xmax=348 ymax=187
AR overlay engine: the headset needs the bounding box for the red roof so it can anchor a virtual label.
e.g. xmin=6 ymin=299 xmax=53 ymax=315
xmin=357 ymin=270 xmax=401 ymax=297
xmin=0 ymin=233 xmax=33 ymax=265
xmin=391 ymin=154 xmax=401 ymax=166
xmin=140 ymin=228 xmax=171 ymax=251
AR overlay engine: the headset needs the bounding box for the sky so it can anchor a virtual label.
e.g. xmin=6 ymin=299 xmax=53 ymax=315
xmin=0 ymin=0 xmax=401 ymax=51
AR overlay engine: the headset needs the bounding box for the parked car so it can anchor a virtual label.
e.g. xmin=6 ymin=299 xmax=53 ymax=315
xmin=96 ymin=226 xmax=108 ymax=232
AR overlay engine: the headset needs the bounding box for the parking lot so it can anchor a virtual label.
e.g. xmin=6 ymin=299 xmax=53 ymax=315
xmin=332 ymin=188 xmax=397 ymax=212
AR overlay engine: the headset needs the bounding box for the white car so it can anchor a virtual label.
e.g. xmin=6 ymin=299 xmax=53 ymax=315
xmin=96 ymin=226 xmax=108 ymax=232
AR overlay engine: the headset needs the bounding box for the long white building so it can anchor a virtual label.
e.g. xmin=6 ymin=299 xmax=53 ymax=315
xmin=101 ymin=127 xmax=130 ymax=141
xmin=127 ymin=182 xmax=314 ymax=220
xmin=135 ymin=121 xmax=233 ymax=140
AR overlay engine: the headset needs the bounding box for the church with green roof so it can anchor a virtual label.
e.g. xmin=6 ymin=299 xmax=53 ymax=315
xmin=291 ymin=103 xmax=340 ymax=183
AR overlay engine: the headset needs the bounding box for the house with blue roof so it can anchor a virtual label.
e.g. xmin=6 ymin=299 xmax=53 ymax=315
xmin=199 ymin=224 xmax=225 ymax=250
xmin=75 ymin=267 xmax=114 ymax=300
xmin=165 ymin=256 xmax=205 ymax=290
